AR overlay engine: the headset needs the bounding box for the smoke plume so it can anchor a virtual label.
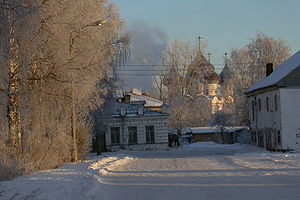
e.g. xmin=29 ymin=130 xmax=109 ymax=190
xmin=117 ymin=21 xmax=168 ymax=91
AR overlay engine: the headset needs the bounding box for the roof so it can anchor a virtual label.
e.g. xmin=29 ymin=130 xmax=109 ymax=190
xmin=188 ymin=52 xmax=220 ymax=84
xmin=107 ymin=101 xmax=168 ymax=118
xmin=224 ymin=126 xmax=249 ymax=133
xmin=191 ymin=127 xmax=220 ymax=134
xmin=129 ymin=93 xmax=164 ymax=107
xmin=219 ymin=64 xmax=234 ymax=85
xmin=183 ymin=126 xmax=249 ymax=134
xmin=246 ymin=50 xmax=300 ymax=94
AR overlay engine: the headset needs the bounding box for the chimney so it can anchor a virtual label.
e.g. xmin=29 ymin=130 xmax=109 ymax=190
xmin=266 ymin=63 xmax=273 ymax=77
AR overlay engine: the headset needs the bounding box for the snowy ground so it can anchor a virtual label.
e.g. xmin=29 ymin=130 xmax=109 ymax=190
xmin=1 ymin=142 xmax=300 ymax=200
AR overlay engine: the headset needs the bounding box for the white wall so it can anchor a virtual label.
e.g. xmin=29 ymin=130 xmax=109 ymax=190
xmin=104 ymin=116 xmax=169 ymax=151
xmin=248 ymin=88 xmax=282 ymax=150
xmin=280 ymin=88 xmax=300 ymax=150
xmin=249 ymin=89 xmax=281 ymax=130
xmin=248 ymin=87 xmax=300 ymax=150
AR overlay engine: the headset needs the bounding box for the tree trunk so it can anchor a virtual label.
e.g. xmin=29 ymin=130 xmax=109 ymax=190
xmin=7 ymin=10 xmax=21 ymax=156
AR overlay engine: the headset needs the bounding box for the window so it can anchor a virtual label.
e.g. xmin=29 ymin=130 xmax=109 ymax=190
xmin=258 ymin=99 xmax=261 ymax=111
xmin=266 ymin=97 xmax=269 ymax=112
xmin=128 ymin=126 xmax=138 ymax=145
xmin=145 ymin=126 xmax=155 ymax=143
xmin=277 ymin=130 xmax=281 ymax=145
xmin=111 ymin=127 xmax=120 ymax=145
xmin=274 ymin=95 xmax=278 ymax=111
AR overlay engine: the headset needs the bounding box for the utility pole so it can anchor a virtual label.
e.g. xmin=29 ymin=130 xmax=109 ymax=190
xmin=196 ymin=36 xmax=202 ymax=53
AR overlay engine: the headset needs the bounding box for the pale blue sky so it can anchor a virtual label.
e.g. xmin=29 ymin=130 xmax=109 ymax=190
xmin=110 ymin=0 xmax=300 ymax=69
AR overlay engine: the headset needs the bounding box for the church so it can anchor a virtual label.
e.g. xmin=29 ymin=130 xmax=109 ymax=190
xmin=185 ymin=51 xmax=228 ymax=114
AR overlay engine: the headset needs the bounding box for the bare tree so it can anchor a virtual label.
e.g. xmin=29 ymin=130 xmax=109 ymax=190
xmin=225 ymin=31 xmax=291 ymax=125
xmin=156 ymin=39 xmax=215 ymax=131
xmin=210 ymin=111 xmax=233 ymax=144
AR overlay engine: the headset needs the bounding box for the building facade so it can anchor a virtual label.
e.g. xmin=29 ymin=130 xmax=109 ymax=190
xmin=101 ymin=92 xmax=169 ymax=151
xmin=246 ymin=51 xmax=300 ymax=151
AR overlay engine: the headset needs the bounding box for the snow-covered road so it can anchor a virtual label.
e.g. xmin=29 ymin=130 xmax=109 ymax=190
xmin=1 ymin=143 xmax=300 ymax=200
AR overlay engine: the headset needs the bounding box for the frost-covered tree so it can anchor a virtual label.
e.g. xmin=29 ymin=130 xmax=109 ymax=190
xmin=157 ymin=39 xmax=214 ymax=131
xmin=225 ymin=32 xmax=291 ymax=125
xmin=0 ymin=0 xmax=127 ymax=179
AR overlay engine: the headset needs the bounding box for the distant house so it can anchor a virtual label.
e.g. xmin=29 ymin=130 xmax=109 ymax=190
xmin=100 ymin=90 xmax=169 ymax=151
xmin=182 ymin=126 xmax=249 ymax=144
xmin=221 ymin=127 xmax=251 ymax=144
xmin=245 ymin=50 xmax=300 ymax=151
xmin=187 ymin=127 xmax=220 ymax=143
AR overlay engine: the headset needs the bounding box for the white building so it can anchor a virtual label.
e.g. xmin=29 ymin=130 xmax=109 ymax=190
xmin=101 ymin=92 xmax=169 ymax=151
xmin=245 ymin=50 xmax=300 ymax=151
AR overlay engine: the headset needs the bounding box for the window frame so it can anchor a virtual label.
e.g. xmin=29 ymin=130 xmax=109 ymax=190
xmin=110 ymin=127 xmax=120 ymax=145
xmin=266 ymin=97 xmax=269 ymax=112
xmin=145 ymin=125 xmax=155 ymax=144
xmin=277 ymin=130 xmax=281 ymax=145
xmin=128 ymin=126 xmax=138 ymax=145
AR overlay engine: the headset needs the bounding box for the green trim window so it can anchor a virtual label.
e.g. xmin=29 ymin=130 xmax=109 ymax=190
xmin=145 ymin=125 xmax=155 ymax=143
xmin=111 ymin=127 xmax=120 ymax=145
xmin=128 ymin=126 xmax=138 ymax=145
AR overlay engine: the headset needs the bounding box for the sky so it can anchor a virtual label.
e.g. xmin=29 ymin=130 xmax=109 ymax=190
xmin=109 ymin=0 xmax=300 ymax=90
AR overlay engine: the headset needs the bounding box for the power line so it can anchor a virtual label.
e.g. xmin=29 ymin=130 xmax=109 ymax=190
xmin=116 ymin=72 xmax=266 ymax=76
xmin=116 ymin=62 xmax=268 ymax=67
xmin=116 ymin=68 xmax=265 ymax=72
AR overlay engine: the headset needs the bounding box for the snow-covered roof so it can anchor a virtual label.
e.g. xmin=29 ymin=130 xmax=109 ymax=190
xmin=183 ymin=126 xmax=249 ymax=134
xmin=129 ymin=93 xmax=163 ymax=107
xmin=108 ymin=101 xmax=168 ymax=118
xmin=224 ymin=126 xmax=249 ymax=133
xmin=191 ymin=127 xmax=221 ymax=134
xmin=246 ymin=50 xmax=300 ymax=94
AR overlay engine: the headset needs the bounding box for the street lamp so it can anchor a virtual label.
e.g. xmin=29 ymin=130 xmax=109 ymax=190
xmin=69 ymin=18 xmax=108 ymax=162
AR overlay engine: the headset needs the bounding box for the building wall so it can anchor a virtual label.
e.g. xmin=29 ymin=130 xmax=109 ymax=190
xmin=103 ymin=116 xmax=168 ymax=151
xmin=193 ymin=133 xmax=217 ymax=142
xmin=248 ymin=87 xmax=300 ymax=151
xmin=279 ymin=88 xmax=300 ymax=150
xmin=248 ymin=88 xmax=282 ymax=150
xmin=211 ymin=96 xmax=225 ymax=114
